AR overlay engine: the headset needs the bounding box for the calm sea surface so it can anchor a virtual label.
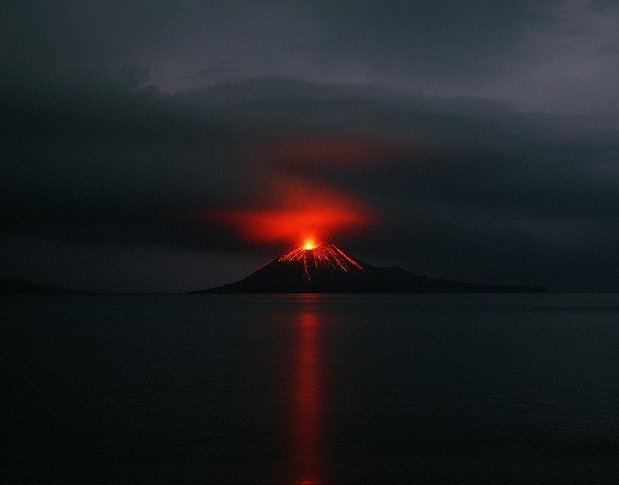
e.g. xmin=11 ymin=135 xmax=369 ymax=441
xmin=2 ymin=294 xmax=619 ymax=484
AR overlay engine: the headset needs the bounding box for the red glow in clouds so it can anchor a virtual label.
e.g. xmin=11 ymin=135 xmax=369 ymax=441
xmin=202 ymin=178 xmax=375 ymax=245
xmin=261 ymin=135 xmax=399 ymax=166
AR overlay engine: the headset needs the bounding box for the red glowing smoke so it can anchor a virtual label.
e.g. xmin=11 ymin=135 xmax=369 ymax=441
xmin=260 ymin=135 xmax=402 ymax=166
xmin=196 ymin=135 xmax=399 ymax=246
xmin=200 ymin=176 xmax=375 ymax=245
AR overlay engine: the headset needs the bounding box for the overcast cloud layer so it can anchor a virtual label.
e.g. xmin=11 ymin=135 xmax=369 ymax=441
xmin=1 ymin=1 xmax=619 ymax=291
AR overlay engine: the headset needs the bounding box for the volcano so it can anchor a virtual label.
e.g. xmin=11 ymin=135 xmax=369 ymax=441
xmin=196 ymin=242 xmax=543 ymax=293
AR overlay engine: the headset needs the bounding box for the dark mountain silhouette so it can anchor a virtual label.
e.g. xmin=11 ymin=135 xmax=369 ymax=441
xmin=195 ymin=242 xmax=544 ymax=293
xmin=0 ymin=278 xmax=93 ymax=295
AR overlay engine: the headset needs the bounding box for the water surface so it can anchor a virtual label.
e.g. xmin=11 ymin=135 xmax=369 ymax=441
xmin=2 ymin=294 xmax=619 ymax=483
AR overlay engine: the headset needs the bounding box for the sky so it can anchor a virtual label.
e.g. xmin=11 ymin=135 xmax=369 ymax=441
xmin=1 ymin=0 xmax=619 ymax=292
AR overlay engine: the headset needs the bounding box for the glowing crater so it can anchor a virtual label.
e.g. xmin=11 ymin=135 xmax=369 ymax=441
xmin=302 ymin=237 xmax=317 ymax=250
xmin=278 ymin=241 xmax=365 ymax=280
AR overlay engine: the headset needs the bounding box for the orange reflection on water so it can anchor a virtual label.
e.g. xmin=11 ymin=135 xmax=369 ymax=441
xmin=291 ymin=309 xmax=324 ymax=485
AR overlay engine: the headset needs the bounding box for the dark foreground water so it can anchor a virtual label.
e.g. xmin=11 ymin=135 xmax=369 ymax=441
xmin=2 ymin=294 xmax=619 ymax=484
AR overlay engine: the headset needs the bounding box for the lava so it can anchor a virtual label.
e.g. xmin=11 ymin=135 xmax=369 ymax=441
xmin=302 ymin=237 xmax=317 ymax=250
xmin=279 ymin=241 xmax=365 ymax=280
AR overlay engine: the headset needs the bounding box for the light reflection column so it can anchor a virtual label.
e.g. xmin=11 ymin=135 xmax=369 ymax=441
xmin=291 ymin=308 xmax=324 ymax=485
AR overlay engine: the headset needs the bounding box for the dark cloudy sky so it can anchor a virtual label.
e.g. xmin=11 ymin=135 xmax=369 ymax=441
xmin=2 ymin=0 xmax=619 ymax=292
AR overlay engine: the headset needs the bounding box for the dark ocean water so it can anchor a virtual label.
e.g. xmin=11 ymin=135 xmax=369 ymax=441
xmin=2 ymin=294 xmax=619 ymax=484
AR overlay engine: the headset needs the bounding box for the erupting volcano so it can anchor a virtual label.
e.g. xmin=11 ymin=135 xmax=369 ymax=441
xmin=279 ymin=241 xmax=365 ymax=279
xmin=196 ymin=240 xmax=543 ymax=294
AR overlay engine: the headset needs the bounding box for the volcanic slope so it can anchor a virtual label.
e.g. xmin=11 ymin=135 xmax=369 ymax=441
xmin=196 ymin=242 xmax=544 ymax=293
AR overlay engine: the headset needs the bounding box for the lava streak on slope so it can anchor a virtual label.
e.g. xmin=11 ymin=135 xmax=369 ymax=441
xmin=279 ymin=242 xmax=366 ymax=280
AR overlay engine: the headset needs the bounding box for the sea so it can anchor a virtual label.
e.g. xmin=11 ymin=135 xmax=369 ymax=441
xmin=2 ymin=294 xmax=619 ymax=484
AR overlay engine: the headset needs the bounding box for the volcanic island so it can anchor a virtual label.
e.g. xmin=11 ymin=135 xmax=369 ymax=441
xmin=195 ymin=240 xmax=543 ymax=294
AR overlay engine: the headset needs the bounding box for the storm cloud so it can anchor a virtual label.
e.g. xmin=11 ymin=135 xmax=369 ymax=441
xmin=1 ymin=1 xmax=618 ymax=291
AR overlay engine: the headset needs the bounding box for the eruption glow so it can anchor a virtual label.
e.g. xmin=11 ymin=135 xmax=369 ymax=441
xmin=279 ymin=242 xmax=365 ymax=279
xmin=201 ymin=177 xmax=375 ymax=245
xmin=302 ymin=237 xmax=317 ymax=250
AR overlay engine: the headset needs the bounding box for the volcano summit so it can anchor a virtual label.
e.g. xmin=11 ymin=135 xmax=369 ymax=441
xmin=196 ymin=242 xmax=543 ymax=293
